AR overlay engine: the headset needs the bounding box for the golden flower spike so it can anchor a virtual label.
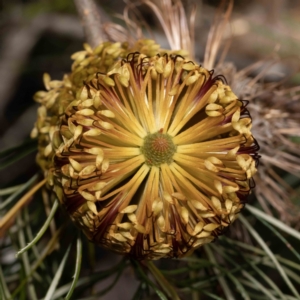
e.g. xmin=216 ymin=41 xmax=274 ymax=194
xmin=32 ymin=36 xmax=259 ymax=259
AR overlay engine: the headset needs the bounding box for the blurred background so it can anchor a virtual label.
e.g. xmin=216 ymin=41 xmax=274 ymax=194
xmin=0 ymin=1 xmax=299 ymax=299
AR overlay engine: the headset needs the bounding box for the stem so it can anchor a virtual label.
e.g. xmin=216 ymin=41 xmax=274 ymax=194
xmin=73 ymin=0 xmax=106 ymax=47
xmin=146 ymin=261 xmax=181 ymax=300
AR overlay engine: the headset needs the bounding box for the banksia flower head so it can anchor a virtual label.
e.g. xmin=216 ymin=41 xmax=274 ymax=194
xmin=32 ymin=4 xmax=259 ymax=260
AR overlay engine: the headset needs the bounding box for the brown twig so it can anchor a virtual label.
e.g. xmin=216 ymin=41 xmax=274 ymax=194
xmin=74 ymin=0 xmax=107 ymax=47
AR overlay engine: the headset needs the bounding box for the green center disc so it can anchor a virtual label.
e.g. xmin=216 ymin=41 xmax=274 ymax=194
xmin=141 ymin=132 xmax=176 ymax=166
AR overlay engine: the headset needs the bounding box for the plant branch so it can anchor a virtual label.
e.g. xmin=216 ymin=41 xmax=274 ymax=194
xmin=74 ymin=0 xmax=107 ymax=47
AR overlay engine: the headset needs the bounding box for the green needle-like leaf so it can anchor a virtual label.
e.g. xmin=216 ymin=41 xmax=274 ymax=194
xmin=239 ymin=214 xmax=300 ymax=298
xmin=17 ymin=199 xmax=59 ymax=256
xmin=64 ymin=233 xmax=82 ymax=300
xmin=44 ymin=244 xmax=71 ymax=300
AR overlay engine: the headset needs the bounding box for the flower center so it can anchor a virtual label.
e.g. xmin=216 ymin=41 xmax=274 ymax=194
xmin=141 ymin=132 xmax=176 ymax=166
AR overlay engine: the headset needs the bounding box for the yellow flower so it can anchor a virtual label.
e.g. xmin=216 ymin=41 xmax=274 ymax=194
xmin=33 ymin=41 xmax=258 ymax=260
